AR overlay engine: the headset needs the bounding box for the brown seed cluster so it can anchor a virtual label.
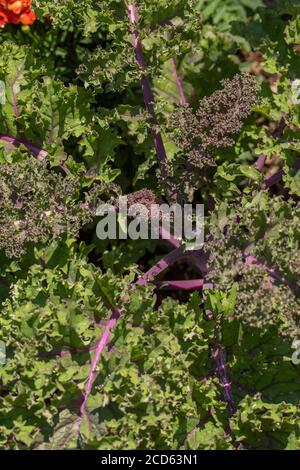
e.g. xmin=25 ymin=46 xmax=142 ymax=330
xmin=126 ymin=189 xmax=158 ymax=212
xmin=113 ymin=189 xmax=160 ymax=221
xmin=171 ymin=73 xmax=260 ymax=168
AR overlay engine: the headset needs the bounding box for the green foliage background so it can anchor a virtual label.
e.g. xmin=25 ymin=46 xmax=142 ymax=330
xmin=0 ymin=0 xmax=299 ymax=450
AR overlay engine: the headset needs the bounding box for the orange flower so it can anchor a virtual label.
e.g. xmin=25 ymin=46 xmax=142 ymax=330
xmin=7 ymin=1 xmax=23 ymax=15
xmin=0 ymin=0 xmax=36 ymax=27
xmin=19 ymin=9 xmax=35 ymax=25
xmin=0 ymin=6 xmax=8 ymax=27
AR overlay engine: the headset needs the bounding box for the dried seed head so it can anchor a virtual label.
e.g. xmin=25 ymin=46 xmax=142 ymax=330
xmin=171 ymin=73 xmax=260 ymax=168
xmin=126 ymin=189 xmax=158 ymax=212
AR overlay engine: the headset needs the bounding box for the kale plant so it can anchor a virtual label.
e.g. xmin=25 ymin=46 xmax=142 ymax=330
xmin=0 ymin=0 xmax=299 ymax=451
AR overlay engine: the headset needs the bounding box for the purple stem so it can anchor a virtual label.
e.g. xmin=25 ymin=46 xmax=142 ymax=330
xmin=255 ymin=154 xmax=266 ymax=171
xmin=262 ymin=158 xmax=300 ymax=189
xmin=262 ymin=168 xmax=284 ymax=189
xmin=127 ymin=3 xmax=173 ymax=197
xmin=157 ymin=279 xmax=204 ymax=290
xmin=244 ymin=254 xmax=299 ymax=293
xmin=272 ymin=116 xmax=286 ymax=139
xmin=0 ymin=134 xmax=72 ymax=175
xmin=170 ymin=58 xmax=187 ymax=105
xmin=9 ymin=75 xmax=21 ymax=120
xmin=201 ymin=279 xmax=234 ymax=412
xmin=12 ymin=84 xmax=20 ymax=119
xmin=212 ymin=345 xmax=235 ymax=417
xmin=0 ymin=134 xmax=48 ymax=160
xmin=135 ymin=246 xmax=185 ymax=286
xmin=77 ymin=307 xmax=122 ymax=424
